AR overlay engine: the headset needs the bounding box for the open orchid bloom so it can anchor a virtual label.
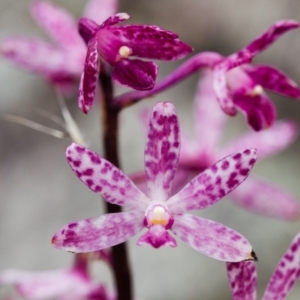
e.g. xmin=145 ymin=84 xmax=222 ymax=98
xmin=77 ymin=15 xmax=192 ymax=113
xmin=226 ymin=231 xmax=300 ymax=300
xmin=174 ymin=69 xmax=300 ymax=220
xmin=0 ymin=0 xmax=117 ymax=93
xmin=52 ymin=102 xmax=257 ymax=262
xmin=212 ymin=20 xmax=300 ymax=130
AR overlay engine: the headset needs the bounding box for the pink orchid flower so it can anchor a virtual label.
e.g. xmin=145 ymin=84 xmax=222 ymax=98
xmin=0 ymin=0 xmax=117 ymax=93
xmin=177 ymin=70 xmax=300 ymax=220
xmin=226 ymin=231 xmax=300 ymax=300
xmin=77 ymin=15 xmax=192 ymax=113
xmin=52 ymin=102 xmax=258 ymax=262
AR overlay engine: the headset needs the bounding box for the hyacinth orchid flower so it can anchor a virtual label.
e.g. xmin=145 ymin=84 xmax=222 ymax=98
xmin=77 ymin=15 xmax=192 ymax=114
xmin=52 ymin=102 xmax=257 ymax=262
xmin=0 ymin=0 xmax=117 ymax=93
xmin=212 ymin=20 xmax=300 ymax=130
xmin=177 ymin=70 xmax=300 ymax=220
xmin=226 ymin=231 xmax=300 ymax=300
xmin=0 ymin=254 xmax=114 ymax=300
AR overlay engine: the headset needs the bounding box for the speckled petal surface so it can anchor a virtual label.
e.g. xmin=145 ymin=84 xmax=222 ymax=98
xmin=78 ymin=37 xmax=99 ymax=114
xmin=145 ymin=102 xmax=180 ymax=201
xmin=233 ymin=89 xmax=276 ymax=131
xmin=244 ymin=64 xmax=300 ymax=98
xmin=226 ymin=261 xmax=257 ymax=300
xmin=220 ymin=121 xmax=298 ymax=160
xmin=167 ymin=149 xmax=257 ymax=214
xmin=83 ymin=0 xmax=118 ymax=24
xmin=100 ymin=12 xmax=130 ymax=28
xmin=172 ymin=214 xmax=256 ymax=262
xmin=31 ymin=0 xmax=85 ymax=54
xmin=52 ymin=211 xmax=144 ymax=252
xmin=262 ymin=232 xmax=300 ymax=300
xmin=231 ymin=176 xmax=300 ymax=221
xmin=66 ymin=143 xmax=150 ymax=209
xmin=112 ymin=59 xmax=158 ymax=90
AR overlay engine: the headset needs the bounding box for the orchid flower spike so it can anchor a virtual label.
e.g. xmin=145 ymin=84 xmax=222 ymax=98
xmin=0 ymin=0 xmax=117 ymax=93
xmin=77 ymin=15 xmax=192 ymax=113
xmin=52 ymin=102 xmax=257 ymax=262
xmin=212 ymin=20 xmax=300 ymax=130
xmin=226 ymin=231 xmax=300 ymax=300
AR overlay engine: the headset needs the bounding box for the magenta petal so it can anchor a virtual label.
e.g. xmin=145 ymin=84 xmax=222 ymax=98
xmin=112 ymin=59 xmax=158 ymax=90
xmin=52 ymin=211 xmax=144 ymax=252
xmin=145 ymin=102 xmax=180 ymax=201
xmin=242 ymin=20 xmax=300 ymax=58
xmin=221 ymin=121 xmax=298 ymax=160
xmin=78 ymin=37 xmax=99 ymax=114
xmin=168 ymin=149 xmax=257 ymax=214
xmin=100 ymin=13 xmax=130 ymax=28
xmin=243 ymin=64 xmax=300 ymax=98
xmin=172 ymin=214 xmax=256 ymax=262
xmin=78 ymin=18 xmax=99 ymax=44
xmin=66 ymin=143 xmax=150 ymax=209
xmin=137 ymin=225 xmax=177 ymax=248
xmin=230 ymin=177 xmax=300 ymax=221
xmin=106 ymin=25 xmax=192 ymax=60
xmin=262 ymin=232 xmax=300 ymax=300
xmin=226 ymin=262 xmax=257 ymax=300
xmin=233 ymin=90 xmax=276 ymax=131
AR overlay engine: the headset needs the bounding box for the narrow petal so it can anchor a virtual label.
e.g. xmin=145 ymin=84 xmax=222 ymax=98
xmin=240 ymin=20 xmax=300 ymax=58
xmin=233 ymin=89 xmax=276 ymax=131
xmin=220 ymin=121 xmax=298 ymax=160
xmin=226 ymin=262 xmax=257 ymax=300
xmin=78 ymin=18 xmax=99 ymax=44
xmin=83 ymin=0 xmax=119 ymax=24
xmin=78 ymin=37 xmax=99 ymax=114
xmin=100 ymin=13 xmax=130 ymax=28
xmin=137 ymin=225 xmax=177 ymax=248
xmin=172 ymin=214 xmax=257 ymax=262
xmin=167 ymin=149 xmax=257 ymax=214
xmin=230 ymin=177 xmax=300 ymax=220
xmin=244 ymin=64 xmax=300 ymax=98
xmin=145 ymin=102 xmax=180 ymax=201
xmin=31 ymin=0 xmax=85 ymax=53
xmin=262 ymin=232 xmax=300 ymax=300
xmin=112 ymin=59 xmax=158 ymax=90
xmin=193 ymin=69 xmax=227 ymax=151
xmin=0 ymin=38 xmax=81 ymax=78
xmin=66 ymin=143 xmax=150 ymax=210
xmin=52 ymin=211 xmax=144 ymax=252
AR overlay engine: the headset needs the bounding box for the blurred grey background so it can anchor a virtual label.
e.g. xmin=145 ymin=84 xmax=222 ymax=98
xmin=1 ymin=0 xmax=300 ymax=299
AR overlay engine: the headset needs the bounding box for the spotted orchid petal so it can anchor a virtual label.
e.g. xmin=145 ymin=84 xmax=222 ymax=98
xmin=31 ymin=0 xmax=85 ymax=55
xmin=145 ymin=102 xmax=180 ymax=201
xmin=231 ymin=177 xmax=300 ymax=221
xmin=220 ymin=121 xmax=298 ymax=160
xmin=52 ymin=211 xmax=144 ymax=253
xmin=262 ymin=232 xmax=300 ymax=300
xmin=112 ymin=59 xmax=158 ymax=90
xmin=78 ymin=37 xmax=99 ymax=114
xmin=226 ymin=261 xmax=257 ymax=300
xmin=243 ymin=65 xmax=300 ymax=98
xmin=240 ymin=20 xmax=300 ymax=58
xmin=171 ymin=214 xmax=257 ymax=262
xmin=167 ymin=149 xmax=257 ymax=214
xmin=100 ymin=13 xmax=130 ymax=28
xmin=0 ymin=38 xmax=81 ymax=83
xmin=233 ymin=88 xmax=276 ymax=131
xmin=66 ymin=143 xmax=150 ymax=210
xmin=0 ymin=269 xmax=95 ymax=299
xmin=83 ymin=0 xmax=119 ymax=25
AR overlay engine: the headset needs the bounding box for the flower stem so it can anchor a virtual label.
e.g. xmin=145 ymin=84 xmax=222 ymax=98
xmin=99 ymin=61 xmax=133 ymax=300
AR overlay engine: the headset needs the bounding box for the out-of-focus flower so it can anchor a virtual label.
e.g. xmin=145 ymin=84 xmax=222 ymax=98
xmin=226 ymin=231 xmax=300 ymax=300
xmin=212 ymin=20 xmax=300 ymax=130
xmin=0 ymin=0 xmax=117 ymax=93
xmin=176 ymin=70 xmax=300 ymax=220
xmin=0 ymin=254 xmax=114 ymax=300
xmin=52 ymin=102 xmax=257 ymax=262
xmin=77 ymin=15 xmax=193 ymax=113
